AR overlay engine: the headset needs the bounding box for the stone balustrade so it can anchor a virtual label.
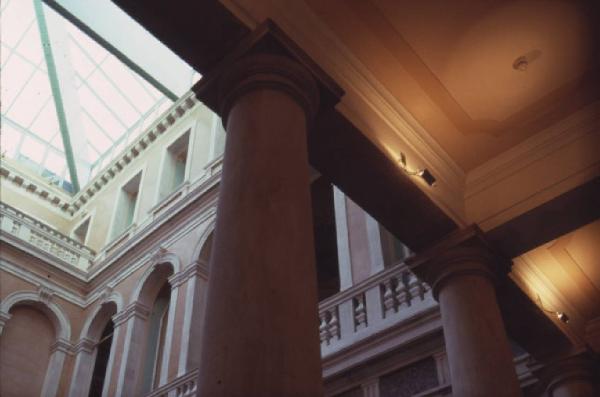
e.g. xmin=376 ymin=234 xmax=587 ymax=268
xmin=145 ymin=369 xmax=199 ymax=397
xmin=318 ymin=262 xmax=437 ymax=357
xmin=0 ymin=203 xmax=95 ymax=270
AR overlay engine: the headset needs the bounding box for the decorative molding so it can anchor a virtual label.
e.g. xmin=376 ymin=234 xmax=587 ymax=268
xmin=112 ymin=302 xmax=151 ymax=327
xmin=168 ymin=270 xmax=187 ymax=289
xmin=149 ymin=246 xmax=169 ymax=267
xmin=223 ymin=0 xmax=467 ymax=223
xmin=0 ymin=290 xmax=72 ymax=340
xmin=73 ymin=337 xmax=97 ymax=354
xmin=0 ymin=310 xmax=12 ymax=334
xmin=38 ymin=284 xmax=55 ymax=305
xmin=466 ymin=102 xmax=600 ymax=198
xmin=188 ymin=260 xmax=210 ymax=281
xmin=1 ymin=202 xmax=95 ymax=266
xmin=145 ymin=368 xmax=199 ymax=397
xmin=0 ymin=259 xmax=87 ymax=307
xmin=0 ymin=161 xmax=73 ymax=214
xmin=362 ymin=378 xmax=380 ymax=397
xmin=51 ymin=337 xmax=75 ymax=355
xmin=98 ymin=285 xmax=114 ymax=305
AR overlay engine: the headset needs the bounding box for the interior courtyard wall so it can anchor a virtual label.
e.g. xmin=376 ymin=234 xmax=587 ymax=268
xmin=0 ymin=178 xmax=72 ymax=233
xmin=0 ymin=305 xmax=55 ymax=397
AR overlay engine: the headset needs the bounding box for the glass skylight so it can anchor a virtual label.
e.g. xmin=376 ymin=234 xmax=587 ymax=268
xmin=1 ymin=0 xmax=200 ymax=193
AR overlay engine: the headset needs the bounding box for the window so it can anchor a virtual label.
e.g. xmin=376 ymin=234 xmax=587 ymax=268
xmin=111 ymin=171 xmax=141 ymax=239
xmin=73 ymin=217 xmax=91 ymax=244
xmin=159 ymin=130 xmax=190 ymax=200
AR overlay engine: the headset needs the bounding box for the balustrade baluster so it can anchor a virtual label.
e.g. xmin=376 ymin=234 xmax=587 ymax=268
xmin=381 ymin=278 xmax=396 ymax=315
xmin=328 ymin=307 xmax=340 ymax=340
xmin=353 ymin=294 xmax=368 ymax=330
xmin=394 ymin=273 xmax=410 ymax=309
xmin=319 ymin=311 xmax=330 ymax=344
xmin=408 ymin=273 xmax=425 ymax=304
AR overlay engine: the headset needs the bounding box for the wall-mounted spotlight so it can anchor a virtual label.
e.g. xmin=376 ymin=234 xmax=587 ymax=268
xmin=556 ymin=312 xmax=569 ymax=324
xmin=537 ymin=295 xmax=569 ymax=324
xmin=398 ymin=153 xmax=436 ymax=187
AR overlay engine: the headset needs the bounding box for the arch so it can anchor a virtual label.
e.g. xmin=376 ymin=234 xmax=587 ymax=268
xmin=79 ymin=293 xmax=122 ymax=342
xmin=191 ymin=220 xmax=216 ymax=265
xmin=118 ymin=253 xmax=179 ymax=396
xmin=131 ymin=252 xmax=179 ymax=306
xmin=1 ymin=290 xmax=71 ymax=340
xmin=1 ymin=289 xmax=71 ymax=397
xmin=69 ymin=298 xmax=120 ymax=397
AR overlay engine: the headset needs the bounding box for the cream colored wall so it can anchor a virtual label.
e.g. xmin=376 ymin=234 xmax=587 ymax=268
xmin=77 ymin=104 xmax=220 ymax=251
xmin=1 ymin=99 xmax=224 ymax=255
xmin=0 ymin=178 xmax=72 ymax=233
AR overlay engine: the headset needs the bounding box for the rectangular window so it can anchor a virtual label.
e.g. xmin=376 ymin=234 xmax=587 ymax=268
xmin=72 ymin=217 xmax=90 ymax=244
xmin=159 ymin=130 xmax=190 ymax=200
xmin=112 ymin=172 xmax=141 ymax=238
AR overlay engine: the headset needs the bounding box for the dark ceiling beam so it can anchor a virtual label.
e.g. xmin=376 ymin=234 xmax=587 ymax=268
xmin=486 ymin=176 xmax=600 ymax=258
xmin=113 ymin=0 xmax=458 ymax=251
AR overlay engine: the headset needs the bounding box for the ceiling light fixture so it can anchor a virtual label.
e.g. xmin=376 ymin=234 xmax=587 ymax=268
xmin=398 ymin=153 xmax=436 ymax=187
xmin=513 ymin=56 xmax=528 ymax=71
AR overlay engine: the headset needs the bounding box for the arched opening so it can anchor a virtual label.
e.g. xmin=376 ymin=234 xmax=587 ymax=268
xmin=0 ymin=304 xmax=56 ymax=397
xmin=83 ymin=301 xmax=118 ymax=397
xmin=128 ymin=262 xmax=175 ymax=395
xmin=140 ymin=282 xmax=171 ymax=393
xmin=88 ymin=320 xmax=114 ymax=397
xmin=199 ymin=233 xmax=213 ymax=264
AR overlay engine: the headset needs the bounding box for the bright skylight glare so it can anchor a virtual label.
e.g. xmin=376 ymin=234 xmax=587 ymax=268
xmin=1 ymin=0 xmax=201 ymax=193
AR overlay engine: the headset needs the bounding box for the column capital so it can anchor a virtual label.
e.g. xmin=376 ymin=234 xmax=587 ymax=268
xmin=112 ymin=301 xmax=150 ymax=327
xmin=533 ymin=350 xmax=599 ymax=396
xmin=193 ymin=19 xmax=342 ymax=127
xmin=50 ymin=337 xmax=75 ymax=355
xmin=407 ymin=225 xmax=511 ymax=300
xmin=218 ymin=53 xmax=320 ymax=126
xmin=73 ymin=337 xmax=97 ymax=354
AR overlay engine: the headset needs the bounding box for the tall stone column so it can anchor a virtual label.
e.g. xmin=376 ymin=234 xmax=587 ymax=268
xmin=408 ymin=227 xmax=521 ymax=397
xmin=535 ymin=352 xmax=598 ymax=397
xmin=194 ymin=53 xmax=323 ymax=396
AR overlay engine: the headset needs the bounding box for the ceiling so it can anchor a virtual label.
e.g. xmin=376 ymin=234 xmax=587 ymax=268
xmin=304 ymin=0 xmax=600 ymax=171
xmin=512 ymin=218 xmax=600 ymax=346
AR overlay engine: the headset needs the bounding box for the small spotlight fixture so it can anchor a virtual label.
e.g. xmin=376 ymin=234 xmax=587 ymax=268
xmin=556 ymin=312 xmax=569 ymax=324
xmin=398 ymin=153 xmax=436 ymax=187
xmin=537 ymin=295 xmax=569 ymax=324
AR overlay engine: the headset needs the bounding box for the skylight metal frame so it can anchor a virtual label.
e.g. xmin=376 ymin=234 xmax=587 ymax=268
xmin=2 ymin=0 xmax=181 ymax=193
xmin=34 ymin=0 xmax=81 ymax=191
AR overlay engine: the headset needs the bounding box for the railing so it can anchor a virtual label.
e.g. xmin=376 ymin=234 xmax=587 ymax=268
xmin=146 ymin=369 xmax=199 ymax=397
xmin=0 ymin=203 xmax=95 ymax=270
xmin=318 ymin=262 xmax=437 ymax=357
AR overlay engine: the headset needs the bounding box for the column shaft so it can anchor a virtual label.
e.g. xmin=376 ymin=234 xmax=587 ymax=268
xmin=197 ymin=55 xmax=322 ymax=396
xmin=438 ymin=272 xmax=521 ymax=396
xmin=407 ymin=229 xmax=522 ymax=397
